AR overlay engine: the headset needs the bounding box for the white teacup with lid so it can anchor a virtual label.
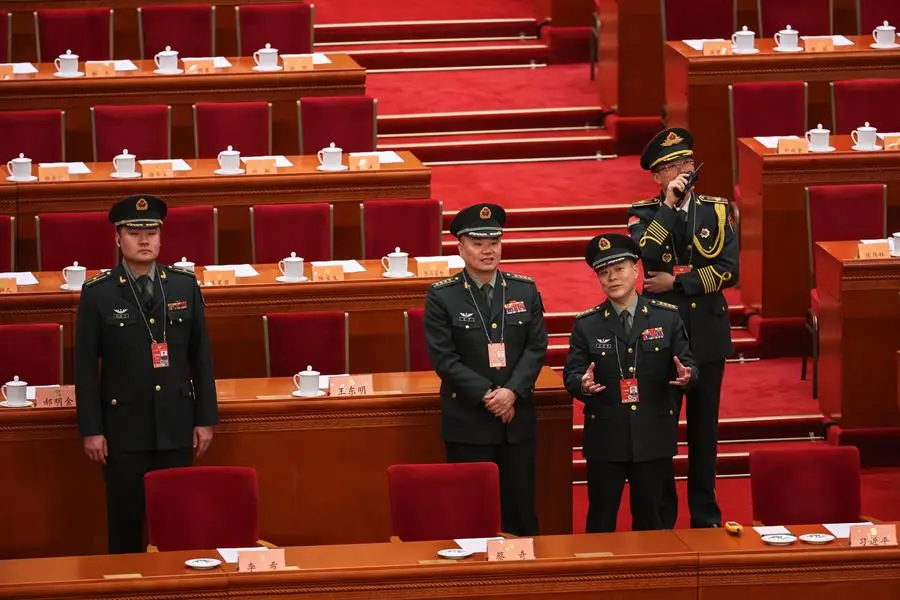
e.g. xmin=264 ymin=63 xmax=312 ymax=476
xmin=317 ymin=142 xmax=343 ymax=170
xmin=217 ymin=145 xmax=242 ymax=173
xmin=774 ymin=25 xmax=800 ymax=51
xmin=54 ymin=49 xmax=80 ymax=76
xmin=382 ymin=247 xmax=410 ymax=277
xmin=113 ymin=149 xmax=137 ymax=177
xmin=852 ymin=122 xmax=878 ymax=150
xmin=174 ymin=256 xmax=195 ymax=272
xmin=6 ymin=153 xmax=33 ymax=181
xmin=873 ymin=21 xmax=897 ymax=47
xmin=278 ymin=251 xmax=305 ymax=281
xmin=293 ymin=365 xmax=320 ymax=397
xmin=731 ymin=26 xmax=756 ymax=52
xmin=63 ymin=261 xmax=87 ymax=290
xmin=806 ymin=123 xmax=831 ymax=151
xmin=1 ymin=375 xmax=29 ymax=407
xmin=253 ymin=43 xmax=280 ymax=70
xmin=154 ymin=46 xmax=180 ymax=73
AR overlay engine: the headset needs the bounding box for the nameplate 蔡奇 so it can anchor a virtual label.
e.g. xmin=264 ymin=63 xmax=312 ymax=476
xmin=777 ymin=138 xmax=808 ymax=154
xmin=0 ymin=277 xmax=17 ymax=293
xmin=850 ymin=524 xmax=897 ymax=547
xmin=183 ymin=58 xmax=214 ymax=74
xmin=86 ymin=61 xmax=114 ymax=77
xmin=883 ymin=135 xmax=900 ymax=152
xmin=237 ymin=548 xmax=286 ymax=572
xmin=0 ymin=64 xmax=13 ymax=79
xmin=417 ymin=260 xmax=450 ymax=278
xmin=143 ymin=161 xmax=174 ymax=179
xmin=283 ymin=55 xmax=313 ymax=71
xmin=328 ymin=375 xmax=374 ymax=397
xmin=245 ymin=157 xmax=277 ymax=176
xmin=486 ymin=538 xmax=535 ymax=561
xmin=702 ymin=41 xmax=733 ymax=56
xmin=804 ymin=37 xmax=834 ymax=52
xmin=311 ymin=265 xmax=343 ymax=282
xmin=349 ymin=155 xmax=380 ymax=171
xmin=857 ymin=242 xmax=890 ymax=259
xmin=202 ymin=269 xmax=236 ymax=287
xmin=38 ymin=165 xmax=69 ymax=182
xmin=34 ymin=385 xmax=77 ymax=409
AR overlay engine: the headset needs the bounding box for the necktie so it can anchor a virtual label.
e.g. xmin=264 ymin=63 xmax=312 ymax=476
xmin=136 ymin=275 xmax=153 ymax=309
xmin=482 ymin=283 xmax=493 ymax=308
xmin=620 ymin=310 xmax=632 ymax=337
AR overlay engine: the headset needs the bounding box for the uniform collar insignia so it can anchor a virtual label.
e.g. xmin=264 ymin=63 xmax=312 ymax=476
xmin=603 ymin=309 xmax=610 ymax=318
xmin=641 ymin=305 xmax=649 ymax=314
xmin=118 ymin=275 xmax=126 ymax=286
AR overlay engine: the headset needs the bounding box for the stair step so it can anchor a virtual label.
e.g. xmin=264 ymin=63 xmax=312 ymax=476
xmin=443 ymin=234 xmax=592 ymax=260
xmin=381 ymin=127 xmax=604 ymax=147
xmin=332 ymin=42 xmax=550 ymax=71
xmin=442 ymin=204 xmax=631 ymax=230
xmin=315 ymin=18 xmax=539 ymax=45
xmin=379 ymin=107 xmax=607 ymax=136
xmin=395 ymin=133 xmax=615 ymax=163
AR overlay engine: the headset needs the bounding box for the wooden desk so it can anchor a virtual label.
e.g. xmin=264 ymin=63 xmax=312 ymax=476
xmin=0 ymin=55 xmax=365 ymax=162
xmin=665 ymin=36 xmax=900 ymax=198
xmin=814 ymin=241 xmax=900 ymax=429
xmin=0 ymin=369 xmax=572 ymax=559
xmin=0 ymin=260 xmax=455 ymax=380
xmin=737 ymin=135 xmax=900 ymax=320
xmin=12 ymin=152 xmax=430 ymax=268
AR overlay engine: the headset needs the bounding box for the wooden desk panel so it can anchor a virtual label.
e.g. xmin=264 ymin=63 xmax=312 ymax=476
xmin=814 ymin=241 xmax=900 ymax=428
xmin=12 ymin=152 xmax=430 ymax=268
xmin=0 ymin=369 xmax=572 ymax=559
xmin=665 ymin=36 xmax=900 ymax=198
xmin=0 ymin=55 xmax=365 ymax=162
xmin=737 ymin=135 xmax=900 ymax=320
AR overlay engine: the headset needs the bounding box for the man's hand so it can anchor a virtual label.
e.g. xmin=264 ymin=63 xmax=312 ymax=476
xmin=84 ymin=435 xmax=108 ymax=465
xmin=669 ymin=356 xmax=692 ymax=387
xmin=193 ymin=426 xmax=214 ymax=458
xmin=484 ymin=387 xmax=516 ymax=417
xmin=580 ymin=362 xmax=606 ymax=395
xmin=664 ymin=173 xmax=690 ymax=207
xmin=499 ymin=405 xmax=515 ymax=424
xmin=644 ymin=271 xmax=675 ymax=293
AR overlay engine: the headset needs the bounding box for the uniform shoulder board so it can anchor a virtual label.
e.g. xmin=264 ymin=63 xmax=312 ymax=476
xmin=631 ymin=197 xmax=661 ymax=207
xmin=167 ymin=264 xmax=197 ymax=278
xmin=649 ymin=299 xmax=679 ymax=312
xmin=575 ymin=305 xmax=602 ymax=319
xmin=503 ymin=272 xmax=535 ymax=284
xmin=83 ymin=270 xmax=112 ymax=287
xmin=698 ymin=195 xmax=729 ymax=205
xmin=430 ymin=273 xmax=460 ymax=289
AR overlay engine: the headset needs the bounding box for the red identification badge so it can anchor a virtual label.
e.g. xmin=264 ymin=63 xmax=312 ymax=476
xmin=151 ymin=342 xmax=170 ymax=369
xmin=673 ymin=265 xmax=692 ymax=276
xmin=620 ymin=378 xmax=639 ymax=403
xmin=488 ymin=343 xmax=507 ymax=368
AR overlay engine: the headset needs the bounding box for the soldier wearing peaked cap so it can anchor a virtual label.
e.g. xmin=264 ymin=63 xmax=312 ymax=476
xmin=75 ymin=194 xmax=218 ymax=554
xmin=563 ymin=234 xmax=696 ymax=533
xmin=627 ymin=128 xmax=739 ymax=529
xmin=424 ymin=203 xmax=548 ymax=536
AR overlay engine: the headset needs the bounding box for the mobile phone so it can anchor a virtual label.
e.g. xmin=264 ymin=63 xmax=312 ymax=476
xmin=674 ymin=162 xmax=704 ymax=201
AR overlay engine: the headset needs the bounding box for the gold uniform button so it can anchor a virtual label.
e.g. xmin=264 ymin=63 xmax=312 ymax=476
xmin=628 ymin=366 xmax=635 ymax=374
xmin=155 ymin=385 xmax=161 ymax=392
xmin=119 ymin=322 xmax=124 ymax=327
xmin=149 ymin=317 xmax=156 ymax=325
xmin=627 ymin=347 xmax=633 ymax=354
xmin=630 ymin=405 xmax=637 ymax=411
xmin=691 ymin=302 xmax=697 ymax=309
xmin=178 ymin=317 xmax=183 ymax=323
xmin=451 ymin=393 xmax=457 ymax=399
xmin=491 ymin=323 xmax=498 ymax=329
xmin=655 ymin=347 xmax=660 ymax=352
xmin=589 ymin=414 xmax=596 ymax=420
xmin=111 ymin=399 xmax=117 ymax=406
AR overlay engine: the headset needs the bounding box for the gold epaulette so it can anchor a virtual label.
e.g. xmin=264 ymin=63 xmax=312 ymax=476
xmin=575 ymin=305 xmax=602 ymax=319
xmin=504 ymin=272 xmax=535 ymax=283
xmin=168 ymin=265 xmax=197 ymax=278
xmin=632 ymin=198 xmax=661 ymax=207
xmin=431 ymin=274 xmax=460 ymax=289
xmin=649 ymin=299 xmax=679 ymax=312
xmin=699 ymin=195 xmax=729 ymax=204
xmin=83 ymin=270 xmax=112 ymax=287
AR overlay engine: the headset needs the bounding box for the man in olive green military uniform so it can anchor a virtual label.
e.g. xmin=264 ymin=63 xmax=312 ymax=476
xmin=424 ymin=203 xmax=548 ymax=536
xmin=627 ymin=128 xmax=739 ymax=529
xmin=75 ymin=194 xmax=218 ymax=554
xmin=564 ymin=233 xmax=696 ymax=533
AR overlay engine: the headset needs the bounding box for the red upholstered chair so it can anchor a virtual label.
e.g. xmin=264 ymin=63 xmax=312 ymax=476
xmin=263 ymin=311 xmax=349 ymax=376
xmin=830 ymin=79 xmax=900 ymax=134
xmin=0 ymin=323 xmax=64 ymax=385
xmin=235 ymin=3 xmax=314 ymax=56
xmin=0 ymin=109 xmax=66 ymax=164
xmin=34 ymin=8 xmax=113 ymax=62
xmin=387 ymin=462 xmax=502 ymax=541
xmin=729 ymin=81 xmax=807 ymax=205
xmin=0 ymin=215 xmax=14 ymax=272
xmin=857 ymin=0 xmax=900 ymax=34
xmin=138 ymin=4 xmax=215 ymax=59
xmin=758 ymin=0 xmax=833 ymax=37
xmin=1 ymin=12 xmax=10 ymax=63
xmin=361 ymin=199 xmax=443 ymax=259
xmin=193 ymin=102 xmax=272 ymax=159
xmin=35 ymin=211 xmax=116 ymax=271
xmin=158 ymin=205 xmax=217 ymax=266
xmin=404 ymin=308 xmax=431 ymax=371
xmin=297 ymin=96 xmax=377 ymax=154
xmin=145 ymin=466 xmax=274 ymax=551
xmin=662 ymin=0 xmax=737 ymax=41
xmin=250 ymin=203 xmax=333 ymax=263
xmin=750 ymin=446 xmax=863 ymax=525
xmin=803 ymin=184 xmax=886 ymax=397
xmin=91 ymin=105 xmax=171 ymax=162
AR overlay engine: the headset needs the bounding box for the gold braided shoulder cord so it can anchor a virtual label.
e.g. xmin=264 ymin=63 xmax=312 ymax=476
xmin=693 ymin=203 xmax=726 ymax=259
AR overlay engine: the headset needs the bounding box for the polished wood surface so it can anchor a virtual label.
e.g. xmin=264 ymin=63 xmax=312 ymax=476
xmin=0 ymin=368 xmax=573 ymax=559
xmin=737 ymin=135 xmax=900 ymax=320
xmin=0 ymin=260 xmax=457 ymax=380
xmin=9 ymin=152 xmax=429 ymax=268
xmin=815 ymin=241 xmax=900 ymax=429
xmin=0 ymin=54 xmax=365 ymax=162
xmin=665 ymin=36 xmax=900 ymax=198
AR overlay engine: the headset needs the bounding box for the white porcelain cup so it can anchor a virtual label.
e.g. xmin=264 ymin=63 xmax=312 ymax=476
xmin=806 ymin=123 xmax=831 ymax=151
xmin=317 ymin=142 xmax=343 ymax=170
xmin=218 ymin=145 xmax=241 ymax=172
xmin=278 ymin=251 xmax=304 ymax=280
xmin=113 ymin=149 xmax=136 ymax=175
xmin=62 ymin=261 xmax=86 ymax=289
xmin=293 ymin=365 xmax=320 ymax=396
xmin=774 ymin=25 xmax=799 ymax=50
xmin=1 ymin=375 xmax=28 ymax=407
xmin=852 ymin=122 xmax=878 ymax=149
xmin=154 ymin=46 xmax=179 ymax=72
xmin=253 ymin=42 xmax=279 ymax=69
xmin=54 ymin=49 xmax=79 ymax=74
xmin=731 ymin=26 xmax=756 ymax=51
xmin=891 ymin=231 xmax=900 ymax=252
xmin=174 ymin=256 xmax=195 ymax=272
xmin=381 ymin=246 xmax=409 ymax=276
xmin=874 ymin=21 xmax=896 ymax=46
xmin=6 ymin=153 xmax=32 ymax=179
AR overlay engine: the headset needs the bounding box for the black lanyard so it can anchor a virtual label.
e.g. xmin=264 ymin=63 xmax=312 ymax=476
xmin=463 ymin=271 xmax=505 ymax=344
xmin=125 ymin=267 xmax=168 ymax=345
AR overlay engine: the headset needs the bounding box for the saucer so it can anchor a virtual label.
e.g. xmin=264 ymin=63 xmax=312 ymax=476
xmin=275 ymin=275 xmax=309 ymax=283
xmin=761 ymin=534 xmax=797 ymax=546
xmin=214 ymin=168 xmax=245 ymax=175
xmin=291 ymin=389 xmax=326 ymax=398
xmin=0 ymin=400 xmax=33 ymax=409
xmin=799 ymin=533 xmax=835 ymax=545
xmin=732 ymin=47 xmax=760 ymax=54
xmin=110 ymin=171 xmax=142 ymax=179
xmin=437 ymin=548 xmax=473 ymax=560
xmin=60 ymin=283 xmax=83 ymax=291
xmin=53 ymin=71 xmax=85 ymax=78
xmin=382 ymin=271 xmax=415 ymax=278
xmin=851 ymin=144 xmax=882 ymax=152
xmin=6 ymin=175 xmax=38 ymax=183
xmin=316 ymin=165 xmax=349 ymax=172
xmin=809 ymin=146 xmax=836 ymax=153
xmin=153 ymin=68 xmax=184 ymax=75
xmin=772 ymin=46 xmax=803 ymax=53
xmin=871 ymin=43 xmax=900 ymax=49
xmin=252 ymin=65 xmax=283 ymax=72
xmin=185 ymin=558 xmax=221 ymax=570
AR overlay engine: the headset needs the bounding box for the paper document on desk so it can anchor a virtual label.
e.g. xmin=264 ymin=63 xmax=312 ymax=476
xmin=753 ymin=525 xmax=792 ymax=536
xmin=801 ymin=35 xmax=854 ymax=46
xmin=454 ymin=537 xmax=504 ymax=553
xmin=309 ymin=260 xmax=365 ymax=273
xmin=281 ymin=53 xmax=332 ymax=65
xmin=0 ymin=272 xmax=39 ymax=285
xmin=348 ymin=151 xmax=404 ymax=164
xmin=824 ymin=522 xmax=872 ymax=538
xmin=139 ymin=159 xmax=192 ymax=171
xmin=241 ymin=155 xmax=294 ymax=168
xmin=39 ymin=162 xmax=91 ymax=174
xmin=204 ymin=264 xmax=259 ymax=278
xmin=182 ymin=56 xmax=232 ymax=68
xmin=217 ymin=547 xmax=266 ymax=563
xmin=0 ymin=63 xmax=38 ymax=74
xmin=754 ymin=136 xmax=800 ymax=149
xmin=683 ymin=39 xmax=728 ymax=51
xmin=415 ymin=255 xmax=464 ymax=268
xmin=26 ymin=385 xmax=59 ymax=401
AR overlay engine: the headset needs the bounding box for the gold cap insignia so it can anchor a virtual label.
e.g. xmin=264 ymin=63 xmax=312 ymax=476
xmin=598 ymin=237 xmax=611 ymax=251
xmin=660 ymin=131 xmax=684 ymax=147
xmin=136 ymin=198 xmax=149 ymax=211
xmin=479 ymin=206 xmax=491 ymax=220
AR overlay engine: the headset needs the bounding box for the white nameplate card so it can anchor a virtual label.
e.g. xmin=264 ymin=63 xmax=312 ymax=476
xmin=283 ymin=55 xmax=314 ymax=71
xmin=311 ymin=265 xmax=343 ymax=282
xmin=0 ymin=277 xmax=17 ymax=293
xmin=203 ymin=268 xmax=236 ymax=286
xmin=237 ymin=548 xmax=286 ymax=572
xmin=777 ymin=138 xmax=808 ymax=154
xmin=183 ymin=58 xmax=214 ymax=74
xmin=143 ymin=161 xmax=174 ymax=178
xmin=349 ymin=154 xmax=380 ymax=171
xmin=86 ymin=61 xmax=114 ymax=77
xmin=850 ymin=524 xmax=897 ymax=547
xmin=38 ymin=165 xmax=69 ymax=182
xmin=486 ymin=538 xmax=535 ymax=561
xmin=245 ymin=157 xmax=277 ymax=175
xmin=416 ymin=260 xmax=450 ymax=278
xmin=34 ymin=385 xmax=77 ymax=409
xmin=328 ymin=375 xmax=374 ymax=397
xmin=858 ymin=242 xmax=890 ymax=259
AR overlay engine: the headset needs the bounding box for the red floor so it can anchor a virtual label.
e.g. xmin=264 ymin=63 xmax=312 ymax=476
xmin=314 ymin=0 xmax=539 ymax=23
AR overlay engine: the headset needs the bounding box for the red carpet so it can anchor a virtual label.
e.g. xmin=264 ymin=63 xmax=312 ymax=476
xmin=314 ymin=0 xmax=538 ymax=23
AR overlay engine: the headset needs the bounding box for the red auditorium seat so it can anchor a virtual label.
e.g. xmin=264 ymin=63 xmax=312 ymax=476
xmin=250 ymin=203 xmax=333 ymax=263
xmin=193 ymin=101 xmax=273 ymax=158
xmin=35 ymin=211 xmax=116 ymax=271
xmin=0 ymin=109 xmax=66 ymax=164
xmin=662 ymin=0 xmax=736 ymax=41
xmin=235 ymin=3 xmax=314 ymax=56
xmin=361 ymin=199 xmax=443 ymax=259
xmin=0 ymin=323 xmax=63 ymax=386
xmin=263 ymin=311 xmax=349 ymax=377
xmin=404 ymin=307 xmax=431 ymax=371
xmin=138 ymin=4 xmax=215 ymax=59
xmin=758 ymin=0 xmax=833 ymax=37
xmin=1 ymin=12 xmax=10 ymax=63
xmin=297 ymin=96 xmax=377 ymax=154
xmin=387 ymin=462 xmax=502 ymax=541
xmin=857 ymin=0 xmax=900 ymax=35
xmin=91 ymin=105 xmax=171 ymax=162
xmin=158 ymin=205 xmax=217 ymax=266
xmin=34 ymin=8 xmax=113 ymax=62
xmin=0 ymin=215 xmax=14 ymax=272
xmin=830 ymin=79 xmax=900 ymax=134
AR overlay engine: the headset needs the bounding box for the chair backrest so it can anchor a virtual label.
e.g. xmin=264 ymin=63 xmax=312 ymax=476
xmin=1 ymin=12 xmax=10 ymax=64
xmin=0 ymin=323 xmax=63 ymax=385
xmin=758 ymin=0 xmax=833 ymax=36
xmin=661 ymin=0 xmax=736 ymax=41
xmin=857 ymin=0 xmax=900 ymax=34
xmin=297 ymin=96 xmax=377 ymax=154
xmin=236 ymin=3 xmax=314 ymax=56
xmin=750 ymin=446 xmax=861 ymax=525
xmin=830 ymin=79 xmax=900 ymax=134
xmin=387 ymin=462 xmax=501 ymax=541
xmin=0 ymin=109 xmax=66 ymax=164
xmin=138 ymin=4 xmax=215 ymax=59
xmin=34 ymin=8 xmax=113 ymax=62
xmin=145 ymin=466 xmax=260 ymax=551
xmin=361 ymin=199 xmax=443 ymax=259
xmin=36 ymin=211 xmax=116 ymax=271
xmin=92 ymin=105 xmax=171 ymax=162
xmin=0 ymin=215 xmax=14 ymax=272
xmin=250 ymin=203 xmax=333 ymax=263
xmin=404 ymin=308 xmax=431 ymax=371
xmin=263 ymin=311 xmax=349 ymax=376
xmin=194 ymin=101 xmax=272 ymax=158
xmin=729 ymin=81 xmax=807 ymax=184
xmin=159 ymin=205 xmax=217 ymax=266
